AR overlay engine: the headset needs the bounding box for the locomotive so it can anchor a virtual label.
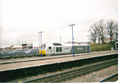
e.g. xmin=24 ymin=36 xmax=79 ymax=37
xmin=39 ymin=42 xmax=90 ymax=56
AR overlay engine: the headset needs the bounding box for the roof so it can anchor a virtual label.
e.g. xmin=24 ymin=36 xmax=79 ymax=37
xmin=52 ymin=43 xmax=62 ymax=46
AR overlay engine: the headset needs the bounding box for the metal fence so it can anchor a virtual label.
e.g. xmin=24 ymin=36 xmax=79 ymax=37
xmin=0 ymin=49 xmax=39 ymax=58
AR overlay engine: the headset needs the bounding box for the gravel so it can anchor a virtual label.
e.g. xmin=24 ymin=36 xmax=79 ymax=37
xmin=65 ymin=64 xmax=118 ymax=82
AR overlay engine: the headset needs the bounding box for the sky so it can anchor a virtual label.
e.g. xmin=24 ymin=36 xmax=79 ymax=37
xmin=0 ymin=0 xmax=118 ymax=48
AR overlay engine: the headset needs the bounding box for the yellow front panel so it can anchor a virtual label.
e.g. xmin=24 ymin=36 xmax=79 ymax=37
xmin=39 ymin=50 xmax=46 ymax=55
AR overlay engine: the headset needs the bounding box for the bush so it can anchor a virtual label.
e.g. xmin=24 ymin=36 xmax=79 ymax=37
xmin=90 ymin=43 xmax=113 ymax=51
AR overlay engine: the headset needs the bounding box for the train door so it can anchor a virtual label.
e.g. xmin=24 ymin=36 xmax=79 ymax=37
xmin=48 ymin=47 xmax=52 ymax=55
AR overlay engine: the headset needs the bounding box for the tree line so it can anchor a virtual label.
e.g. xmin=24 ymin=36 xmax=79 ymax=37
xmin=89 ymin=19 xmax=118 ymax=44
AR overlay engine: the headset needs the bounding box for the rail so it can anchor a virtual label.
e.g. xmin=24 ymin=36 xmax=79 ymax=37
xmin=99 ymin=73 xmax=118 ymax=82
xmin=23 ymin=58 xmax=118 ymax=82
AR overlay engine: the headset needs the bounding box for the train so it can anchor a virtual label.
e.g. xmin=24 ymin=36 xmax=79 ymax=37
xmin=39 ymin=42 xmax=90 ymax=56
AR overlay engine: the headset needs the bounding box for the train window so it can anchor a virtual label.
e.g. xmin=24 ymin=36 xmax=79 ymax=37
xmin=56 ymin=47 xmax=58 ymax=52
xmin=60 ymin=47 xmax=62 ymax=52
xmin=49 ymin=47 xmax=51 ymax=49
xmin=56 ymin=47 xmax=62 ymax=52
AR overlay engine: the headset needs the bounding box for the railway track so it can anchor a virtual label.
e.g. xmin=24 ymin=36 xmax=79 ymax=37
xmin=0 ymin=51 xmax=116 ymax=64
xmin=99 ymin=73 xmax=118 ymax=82
xmin=23 ymin=58 xmax=118 ymax=82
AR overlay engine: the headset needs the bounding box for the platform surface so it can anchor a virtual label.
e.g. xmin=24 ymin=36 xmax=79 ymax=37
xmin=0 ymin=50 xmax=118 ymax=72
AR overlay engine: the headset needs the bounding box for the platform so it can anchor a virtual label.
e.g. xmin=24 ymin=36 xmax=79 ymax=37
xmin=0 ymin=50 xmax=118 ymax=72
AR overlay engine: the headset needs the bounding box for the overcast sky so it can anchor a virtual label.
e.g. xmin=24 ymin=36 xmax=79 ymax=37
xmin=0 ymin=0 xmax=118 ymax=47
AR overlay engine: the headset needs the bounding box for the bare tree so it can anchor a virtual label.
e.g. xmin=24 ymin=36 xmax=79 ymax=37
xmin=106 ymin=20 xmax=117 ymax=43
xmin=89 ymin=19 xmax=105 ymax=44
xmin=89 ymin=25 xmax=97 ymax=43
xmin=94 ymin=23 xmax=101 ymax=44
xmin=97 ymin=19 xmax=104 ymax=44
xmin=89 ymin=19 xmax=118 ymax=44
xmin=112 ymin=21 xmax=118 ymax=42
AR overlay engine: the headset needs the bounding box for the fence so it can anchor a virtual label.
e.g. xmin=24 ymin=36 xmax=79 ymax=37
xmin=0 ymin=49 xmax=39 ymax=58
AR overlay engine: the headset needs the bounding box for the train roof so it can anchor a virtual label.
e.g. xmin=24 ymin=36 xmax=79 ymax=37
xmin=45 ymin=43 xmax=89 ymax=46
xmin=52 ymin=43 xmax=62 ymax=46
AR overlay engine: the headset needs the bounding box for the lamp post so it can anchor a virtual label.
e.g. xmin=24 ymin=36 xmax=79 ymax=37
xmin=87 ymin=35 xmax=90 ymax=53
xmin=115 ymin=28 xmax=118 ymax=52
xmin=39 ymin=31 xmax=43 ymax=57
xmin=49 ymin=37 xmax=51 ymax=44
xmin=113 ymin=28 xmax=118 ymax=52
xmin=60 ymin=35 xmax=61 ymax=43
xmin=69 ymin=24 xmax=75 ymax=57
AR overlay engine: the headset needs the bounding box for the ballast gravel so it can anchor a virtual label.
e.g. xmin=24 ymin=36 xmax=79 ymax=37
xmin=65 ymin=64 xmax=118 ymax=82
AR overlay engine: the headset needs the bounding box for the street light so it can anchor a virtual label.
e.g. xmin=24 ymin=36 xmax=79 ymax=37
xmin=87 ymin=35 xmax=90 ymax=53
xmin=60 ymin=35 xmax=61 ymax=43
xmin=39 ymin=31 xmax=43 ymax=57
xmin=69 ymin=24 xmax=75 ymax=57
xmin=49 ymin=37 xmax=51 ymax=44
xmin=115 ymin=28 xmax=118 ymax=52
xmin=113 ymin=28 xmax=118 ymax=52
